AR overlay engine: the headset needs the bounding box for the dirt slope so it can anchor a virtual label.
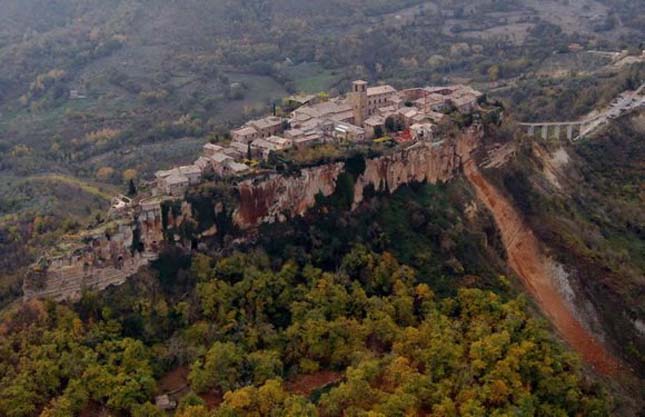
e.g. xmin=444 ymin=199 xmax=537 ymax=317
xmin=464 ymin=160 xmax=621 ymax=375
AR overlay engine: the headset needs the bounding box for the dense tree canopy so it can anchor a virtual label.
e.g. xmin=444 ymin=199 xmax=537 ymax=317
xmin=0 ymin=246 xmax=609 ymax=417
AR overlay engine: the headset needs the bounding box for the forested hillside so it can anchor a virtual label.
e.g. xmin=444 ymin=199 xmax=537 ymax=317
xmin=0 ymin=248 xmax=611 ymax=417
xmin=485 ymin=110 xmax=645 ymax=376
xmin=2 ymin=143 xmax=643 ymax=415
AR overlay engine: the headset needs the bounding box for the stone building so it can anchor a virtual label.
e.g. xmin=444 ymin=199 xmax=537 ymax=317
xmin=349 ymin=80 xmax=368 ymax=127
xmin=366 ymin=84 xmax=397 ymax=116
xmin=265 ymin=135 xmax=293 ymax=150
xmin=209 ymin=153 xmax=234 ymax=176
xmin=410 ymin=122 xmax=436 ymax=142
xmin=224 ymin=161 xmax=251 ymax=175
xmin=231 ymin=126 xmax=259 ymax=143
xmin=349 ymin=80 xmax=397 ymax=126
xmin=290 ymin=100 xmax=353 ymax=126
xmin=284 ymin=128 xmax=324 ymax=148
xmin=155 ymin=165 xmax=201 ymax=196
xmin=334 ymin=122 xmax=366 ymax=142
xmin=246 ymin=116 xmax=284 ymax=138
xmin=159 ymin=173 xmax=189 ymax=196
xmin=249 ymin=135 xmax=292 ymax=160
xmin=203 ymin=143 xmax=224 ymax=157
xmin=364 ymin=115 xmax=386 ymax=139
xmin=227 ymin=141 xmax=251 ymax=157
xmin=178 ymin=165 xmax=201 ymax=184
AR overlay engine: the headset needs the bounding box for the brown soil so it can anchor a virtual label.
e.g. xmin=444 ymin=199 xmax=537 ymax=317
xmin=157 ymin=365 xmax=190 ymax=393
xmin=201 ymin=390 xmax=223 ymax=409
xmin=79 ymin=401 xmax=106 ymax=417
xmin=464 ymin=160 xmax=621 ymax=375
xmin=285 ymin=370 xmax=342 ymax=397
xmin=157 ymin=365 xmax=222 ymax=409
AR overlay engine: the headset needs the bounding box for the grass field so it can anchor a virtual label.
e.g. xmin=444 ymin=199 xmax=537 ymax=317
xmin=284 ymin=63 xmax=345 ymax=93
xmin=0 ymin=173 xmax=117 ymax=220
xmin=26 ymin=174 xmax=117 ymax=200
xmin=218 ymin=73 xmax=289 ymax=122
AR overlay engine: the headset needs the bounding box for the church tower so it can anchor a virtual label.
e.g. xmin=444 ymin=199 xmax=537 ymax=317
xmin=350 ymin=80 xmax=368 ymax=127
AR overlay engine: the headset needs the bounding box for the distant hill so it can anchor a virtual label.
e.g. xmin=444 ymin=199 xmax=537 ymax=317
xmin=0 ymin=0 xmax=642 ymax=303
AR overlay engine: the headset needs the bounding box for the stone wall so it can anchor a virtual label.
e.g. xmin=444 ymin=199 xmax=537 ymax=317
xmin=25 ymin=125 xmax=482 ymax=302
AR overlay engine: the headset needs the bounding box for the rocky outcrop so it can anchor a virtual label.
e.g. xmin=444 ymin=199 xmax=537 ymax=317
xmin=25 ymin=126 xmax=483 ymax=302
xmin=235 ymin=127 xmax=481 ymax=228
xmin=354 ymin=128 xmax=479 ymax=207
xmin=24 ymin=199 xmax=166 ymax=302
xmin=24 ymin=219 xmax=158 ymax=301
xmin=235 ymin=162 xmax=345 ymax=228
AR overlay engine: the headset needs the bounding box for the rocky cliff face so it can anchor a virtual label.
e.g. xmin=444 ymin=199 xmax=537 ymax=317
xmin=354 ymin=130 xmax=479 ymax=208
xmin=235 ymin=127 xmax=481 ymax=228
xmin=234 ymin=162 xmax=345 ymax=228
xmin=25 ymin=126 xmax=483 ymax=301
xmin=23 ymin=219 xmax=158 ymax=301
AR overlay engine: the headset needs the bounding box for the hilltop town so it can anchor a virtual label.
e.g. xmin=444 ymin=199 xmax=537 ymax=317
xmin=152 ymin=81 xmax=484 ymax=197
xmin=26 ymin=80 xmax=491 ymax=302
xmin=27 ymin=75 xmax=645 ymax=306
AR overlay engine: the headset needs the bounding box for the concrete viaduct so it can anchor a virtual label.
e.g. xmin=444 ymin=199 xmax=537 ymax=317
xmin=519 ymin=83 xmax=644 ymax=142
xmin=518 ymin=118 xmax=598 ymax=142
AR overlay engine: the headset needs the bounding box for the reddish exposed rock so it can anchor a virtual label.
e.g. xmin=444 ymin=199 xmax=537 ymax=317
xmin=464 ymin=159 xmax=622 ymax=375
xmin=285 ymin=370 xmax=342 ymax=396
xmin=235 ymin=127 xmax=482 ymax=228
xmin=234 ymin=163 xmax=345 ymax=228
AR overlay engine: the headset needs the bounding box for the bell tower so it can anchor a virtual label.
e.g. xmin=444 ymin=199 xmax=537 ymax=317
xmin=350 ymin=80 xmax=368 ymax=127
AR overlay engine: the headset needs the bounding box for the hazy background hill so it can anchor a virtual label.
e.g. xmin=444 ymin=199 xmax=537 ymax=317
xmin=0 ymin=0 xmax=643 ymax=302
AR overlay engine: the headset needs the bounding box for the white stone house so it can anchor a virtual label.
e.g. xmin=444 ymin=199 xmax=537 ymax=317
xmin=231 ymin=126 xmax=259 ymax=143
xmin=203 ymin=143 xmax=224 ymax=157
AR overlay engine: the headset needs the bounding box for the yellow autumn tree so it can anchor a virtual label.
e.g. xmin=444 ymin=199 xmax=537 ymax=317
xmin=96 ymin=166 xmax=115 ymax=181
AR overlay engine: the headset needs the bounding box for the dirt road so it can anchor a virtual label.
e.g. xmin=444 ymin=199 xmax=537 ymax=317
xmin=464 ymin=160 xmax=621 ymax=374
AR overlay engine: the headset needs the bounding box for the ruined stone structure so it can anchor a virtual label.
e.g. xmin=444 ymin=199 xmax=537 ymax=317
xmin=24 ymin=198 xmax=167 ymax=301
xmin=25 ymin=126 xmax=483 ymax=302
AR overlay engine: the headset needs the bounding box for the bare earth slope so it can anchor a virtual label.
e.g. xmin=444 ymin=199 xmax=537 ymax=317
xmin=464 ymin=159 xmax=621 ymax=375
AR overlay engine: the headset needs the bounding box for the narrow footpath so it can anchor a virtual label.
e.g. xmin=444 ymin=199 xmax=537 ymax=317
xmin=464 ymin=160 xmax=621 ymax=375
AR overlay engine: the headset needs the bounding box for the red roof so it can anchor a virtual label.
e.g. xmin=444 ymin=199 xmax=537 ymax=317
xmin=394 ymin=129 xmax=412 ymax=143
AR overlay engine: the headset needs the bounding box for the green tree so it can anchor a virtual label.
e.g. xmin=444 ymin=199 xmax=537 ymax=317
xmin=189 ymin=342 xmax=244 ymax=393
xmin=248 ymin=350 xmax=284 ymax=385
xmin=127 ymin=179 xmax=138 ymax=197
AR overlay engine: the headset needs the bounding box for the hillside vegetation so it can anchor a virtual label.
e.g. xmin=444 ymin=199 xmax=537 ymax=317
xmin=0 ymin=2 xmax=644 ymax=415
xmin=484 ymin=110 xmax=645 ymax=376
xmin=0 ymin=247 xmax=610 ymax=417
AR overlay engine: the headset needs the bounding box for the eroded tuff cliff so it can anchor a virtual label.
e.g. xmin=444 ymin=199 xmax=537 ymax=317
xmin=25 ymin=126 xmax=483 ymax=301
xmin=234 ymin=128 xmax=480 ymax=228
xmin=354 ymin=130 xmax=479 ymax=208
xmin=235 ymin=162 xmax=345 ymax=228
